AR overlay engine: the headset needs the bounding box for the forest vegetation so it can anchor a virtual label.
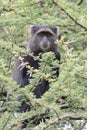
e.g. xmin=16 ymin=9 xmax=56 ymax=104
xmin=0 ymin=0 xmax=87 ymax=130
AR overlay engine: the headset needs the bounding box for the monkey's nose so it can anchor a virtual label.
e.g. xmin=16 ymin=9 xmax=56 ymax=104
xmin=43 ymin=43 xmax=48 ymax=48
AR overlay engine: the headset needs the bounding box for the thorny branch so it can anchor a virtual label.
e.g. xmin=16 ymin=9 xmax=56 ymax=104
xmin=75 ymin=73 xmax=87 ymax=80
xmin=43 ymin=114 xmax=87 ymax=130
xmin=77 ymin=0 xmax=84 ymax=5
xmin=2 ymin=113 xmax=12 ymax=130
xmin=52 ymin=1 xmax=87 ymax=31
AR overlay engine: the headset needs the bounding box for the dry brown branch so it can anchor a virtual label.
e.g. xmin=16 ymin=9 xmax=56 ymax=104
xmin=60 ymin=103 xmax=69 ymax=109
xmin=0 ymin=7 xmax=15 ymax=16
xmin=2 ymin=7 xmax=15 ymax=12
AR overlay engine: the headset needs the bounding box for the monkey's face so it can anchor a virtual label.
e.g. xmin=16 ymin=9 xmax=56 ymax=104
xmin=34 ymin=31 xmax=56 ymax=52
xmin=28 ymin=25 xmax=59 ymax=53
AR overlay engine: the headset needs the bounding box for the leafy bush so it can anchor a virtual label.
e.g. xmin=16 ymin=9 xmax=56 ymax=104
xmin=0 ymin=0 xmax=87 ymax=129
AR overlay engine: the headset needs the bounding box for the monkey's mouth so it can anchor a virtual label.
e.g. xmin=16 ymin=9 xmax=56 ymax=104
xmin=43 ymin=44 xmax=48 ymax=48
xmin=40 ymin=42 xmax=50 ymax=51
xmin=41 ymin=45 xmax=49 ymax=51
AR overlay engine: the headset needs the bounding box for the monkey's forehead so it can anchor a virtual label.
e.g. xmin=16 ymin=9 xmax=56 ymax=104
xmin=30 ymin=25 xmax=58 ymax=29
xmin=30 ymin=25 xmax=59 ymax=36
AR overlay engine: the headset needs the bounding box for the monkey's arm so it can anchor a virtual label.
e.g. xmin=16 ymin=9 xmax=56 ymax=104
xmin=55 ymin=50 xmax=60 ymax=61
xmin=12 ymin=60 xmax=28 ymax=87
xmin=12 ymin=55 xmax=39 ymax=87
xmin=54 ymin=51 xmax=60 ymax=77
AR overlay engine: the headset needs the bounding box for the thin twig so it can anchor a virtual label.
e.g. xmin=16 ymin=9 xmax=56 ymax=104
xmin=75 ymin=73 xmax=87 ymax=80
xmin=52 ymin=1 xmax=87 ymax=31
xmin=77 ymin=0 xmax=84 ymax=5
xmin=2 ymin=113 xmax=12 ymax=130
xmin=43 ymin=113 xmax=87 ymax=130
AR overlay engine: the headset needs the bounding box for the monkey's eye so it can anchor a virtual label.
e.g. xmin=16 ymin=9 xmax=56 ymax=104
xmin=46 ymin=32 xmax=52 ymax=37
xmin=39 ymin=32 xmax=52 ymax=37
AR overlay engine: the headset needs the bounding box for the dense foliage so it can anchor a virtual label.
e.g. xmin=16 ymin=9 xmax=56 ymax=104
xmin=0 ymin=0 xmax=87 ymax=130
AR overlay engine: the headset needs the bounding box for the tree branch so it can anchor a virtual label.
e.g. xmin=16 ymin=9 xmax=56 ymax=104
xmin=52 ymin=1 xmax=87 ymax=31
xmin=43 ymin=113 xmax=87 ymax=130
xmin=59 ymin=114 xmax=87 ymax=120
xmin=75 ymin=73 xmax=87 ymax=80
xmin=77 ymin=0 xmax=84 ymax=5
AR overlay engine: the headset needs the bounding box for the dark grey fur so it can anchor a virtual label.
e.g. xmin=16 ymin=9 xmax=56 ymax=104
xmin=12 ymin=25 xmax=60 ymax=112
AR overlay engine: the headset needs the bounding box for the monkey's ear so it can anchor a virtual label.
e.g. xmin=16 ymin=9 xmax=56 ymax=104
xmin=29 ymin=25 xmax=40 ymax=37
xmin=50 ymin=26 xmax=60 ymax=39
xmin=56 ymin=26 xmax=60 ymax=37
xmin=51 ymin=26 xmax=59 ymax=36
xmin=56 ymin=26 xmax=60 ymax=39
